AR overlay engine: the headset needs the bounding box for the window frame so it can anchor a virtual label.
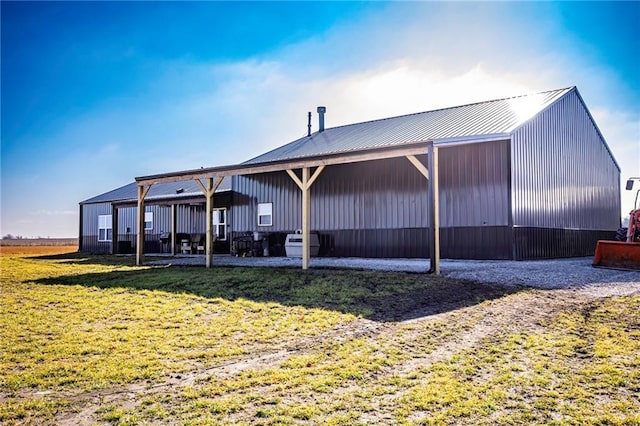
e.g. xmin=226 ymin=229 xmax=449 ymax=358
xmin=257 ymin=202 xmax=273 ymax=227
xmin=212 ymin=208 xmax=227 ymax=241
xmin=144 ymin=211 xmax=153 ymax=231
xmin=98 ymin=214 xmax=113 ymax=242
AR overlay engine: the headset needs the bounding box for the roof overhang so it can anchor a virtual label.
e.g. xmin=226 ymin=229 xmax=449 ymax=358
xmin=110 ymin=189 xmax=232 ymax=207
xmin=136 ymin=140 xmax=433 ymax=186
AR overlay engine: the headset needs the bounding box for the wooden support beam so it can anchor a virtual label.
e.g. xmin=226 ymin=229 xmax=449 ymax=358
xmin=194 ymin=177 xmax=224 ymax=268
xmin=286 ymin=166 xmax=325 ymax=191
xmin=406 ymin=155 xmax=429 ymax=180
xmin=194 ymin=178 xmax=207 ymax=195
xmin=306 ymin=165 xmax=325 ymax=189
xmin=205 ymin=178 xmax=213 ymax=268
xmin=136 ymin=143 xmax=431 ymax=186
xmin=111 ymin=204 xmax=119 ymax=255
xmin=286 ymin=169 xmax=304 ymax=190
xmin=194 ymin=177 xmax=224 ymax=197
xmin=78 ymin=204 xmax=84 ymax=252
xmin=302 ymin=167 xmax=310 ymax=270
xmin=136 ymin=184 xmax=152 ymax=266
xmin=171 ymin=204 xmax=177 ymax=256
xmin=286 ymin=166 xmax=325 ymax=270
xmin=427 ymin=144 xmax=440 ymax=275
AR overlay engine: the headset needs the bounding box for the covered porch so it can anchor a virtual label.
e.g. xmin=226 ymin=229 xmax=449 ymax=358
xmin=134 ymin=141 xmax=443 ymax=274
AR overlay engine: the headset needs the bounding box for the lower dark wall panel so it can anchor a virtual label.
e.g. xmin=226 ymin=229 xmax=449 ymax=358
xmin=513 ymin=227 xmax=616 ymax=260
xmin=82 ymin=234 xmax=231 ymax=255
xmin=440 ymin=227 xmax=512 ymax=260
xmin=87 ymin=227 xmax=613 ymax=259
xmin=315 ymin=226 xmax=512 ymax=259
xmin=81 ymin=236 xmax=111 ymax=254
xmin=322 ymin=228 xmax=430 ymax=258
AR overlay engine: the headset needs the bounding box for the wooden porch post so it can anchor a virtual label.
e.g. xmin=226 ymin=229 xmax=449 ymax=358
xmin=301 ymin=168 xmax=310 ymax=269
xmin=171 ymin=203 xmax=177 ymax=256
xmin=195 ymin=177 xmax=224 ymax=269
xmin=427 ymin=144 xmax=440 ymax=275
xmin=111 ymin=204 xmax=119 ymax=255
xmin=286 ymin=166 xmax=325 ymax=270
xmin=205 ymin=178 xmax=214 ymax=269
xmin=136 ymin=184 xmax=152 ymax=266
xmin=78 ymin=204 xmax=84 ymax=252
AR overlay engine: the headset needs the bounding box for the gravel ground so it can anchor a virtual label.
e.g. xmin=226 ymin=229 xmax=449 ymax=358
xmin=149 ymin=255 xmax=640 ymax=291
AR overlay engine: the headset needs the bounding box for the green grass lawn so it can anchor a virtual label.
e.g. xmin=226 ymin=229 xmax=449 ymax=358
xmin=1 ymin=252 xmax=639 ymax=425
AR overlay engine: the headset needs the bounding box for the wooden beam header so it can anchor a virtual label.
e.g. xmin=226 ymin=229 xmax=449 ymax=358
xmin=135 ymin=142 xmax=432 ymax=186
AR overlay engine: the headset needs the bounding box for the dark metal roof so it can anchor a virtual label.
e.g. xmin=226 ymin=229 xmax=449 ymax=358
xmin=245 ymin=87 xmax=573 ymax=165
xmin=81 ymin=176 xmax=232 ymax=205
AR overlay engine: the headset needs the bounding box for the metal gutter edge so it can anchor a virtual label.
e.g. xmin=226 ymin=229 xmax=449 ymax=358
xmin=433 ymin=133 xmax=511 ymax=147
xmin=79 ymin=189 xmax=232 ymax=206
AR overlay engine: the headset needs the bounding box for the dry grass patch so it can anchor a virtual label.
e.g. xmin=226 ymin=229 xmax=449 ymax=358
xmin=1 ymin=249 xmax=638 ymax=425
xmin=0 ymin=244 xmax=77 ymax=257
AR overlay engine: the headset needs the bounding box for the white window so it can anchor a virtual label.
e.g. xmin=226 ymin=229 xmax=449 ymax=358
xmin=98 ymin=215 xmax=112 ymax=242
xmin=144 ymin=211 xmax=153 ymax=231
xmin=257 ymin=203 xmax=272 ymax=226
xmin=212 ymin=208 xmax=227 ymax=240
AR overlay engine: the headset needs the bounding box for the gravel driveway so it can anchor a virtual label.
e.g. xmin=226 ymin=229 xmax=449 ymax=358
xmin=150 ymin=255 xmax=640 ymax=292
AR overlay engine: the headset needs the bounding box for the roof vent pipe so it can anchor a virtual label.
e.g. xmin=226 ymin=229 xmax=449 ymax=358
xmin=307 ymin=112 xmax=312 ymax=136
xmin=317 ymin=106 xmax=326 ymax=132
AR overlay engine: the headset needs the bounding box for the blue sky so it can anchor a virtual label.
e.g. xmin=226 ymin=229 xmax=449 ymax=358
xmin=1 ymin=1 xmax=639 ymax=238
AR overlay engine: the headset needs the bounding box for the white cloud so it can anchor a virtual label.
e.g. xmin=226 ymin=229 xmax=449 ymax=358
xmin=4 ymin=2 xmax=638 ymax=238
xmin=64 ymin=2 xmax=640 ymax=206
xmin=30 ymin=210 xmax=77 ymax=216
xmin=590 ymin=107 xmax=640 ymax=213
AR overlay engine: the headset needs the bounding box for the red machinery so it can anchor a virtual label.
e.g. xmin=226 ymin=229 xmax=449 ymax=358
xmin=625 ymin=208 xmax=640 ymax=243
xmin=593 ymin=178 xmax=640 ymax=271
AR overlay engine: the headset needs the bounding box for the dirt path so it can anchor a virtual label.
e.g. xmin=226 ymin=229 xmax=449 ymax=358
xmin=52 ymin=280 xmax=640 ymax=425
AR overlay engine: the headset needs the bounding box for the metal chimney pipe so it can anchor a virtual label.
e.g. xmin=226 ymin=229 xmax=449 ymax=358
xmin=307 ymin=112 xmax=312 ymax=136
xmin=317 ymin=106 xmax=326 ymax=132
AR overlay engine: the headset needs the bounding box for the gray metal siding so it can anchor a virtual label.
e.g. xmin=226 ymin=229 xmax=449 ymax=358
xmin=232 ymin=157 xmax=430 ymax=234
xmin=514 ymin=228 xmax=615 ymax=259
xmin=232 ymin=172 xmax=301 ymax=232
xmin=111 ymin=192 xmax=231 ymax=253
xmin=511 ymin=90 xmax=620 ymax=231
xmin=82 ymin=194 xmax=232 ymax=254
xmin=81 ymin=202 xmax=113 ymax=253
xmin=439 ymin=140 xmax=510 ymax=227
xmin=109 ymin=205 xmax=173 ymax=237
xmin=233 ymin=142 xmax=511 ymax=258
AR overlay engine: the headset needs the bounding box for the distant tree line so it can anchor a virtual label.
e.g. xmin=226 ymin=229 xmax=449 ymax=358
xmin=2 ymin=234 xmax=24 ymax=240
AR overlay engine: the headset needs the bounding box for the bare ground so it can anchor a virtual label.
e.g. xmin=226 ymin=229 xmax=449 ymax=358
xmin=47 ymin=276 xmax=640 ymax=425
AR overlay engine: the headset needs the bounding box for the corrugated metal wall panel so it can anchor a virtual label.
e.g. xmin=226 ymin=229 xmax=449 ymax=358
xmin=233 ymin=143 xmax=510 ymax=258
xmin=117 ymin=207 xmax=136 ymax=234
xmin=81 ymin=202 xmax=113 ymax=253
xmin=82 ymin=195 xmax=232 ymax=254
xmin=232 ymin=157 xmax=431 ymax=234
xmin=438 ymin=141 xmax=510 ymax=227
xmin=512 ymin=90 xmax=620 ymax=231
xmin=514 ymin=228 xmax=616 ymax=259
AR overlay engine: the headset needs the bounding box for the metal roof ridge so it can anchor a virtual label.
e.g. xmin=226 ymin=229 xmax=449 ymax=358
xmin=505 ymin=86 xmax=575 ymax=134
xmin=241 ymin=86 xmax=574 ymax=165
xmin=310 ymin=86 xmax=576 ymax=133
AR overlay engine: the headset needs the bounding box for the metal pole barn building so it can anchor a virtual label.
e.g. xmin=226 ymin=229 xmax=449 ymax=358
xmin=79 ymin=86 xmax=621 ymax=270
